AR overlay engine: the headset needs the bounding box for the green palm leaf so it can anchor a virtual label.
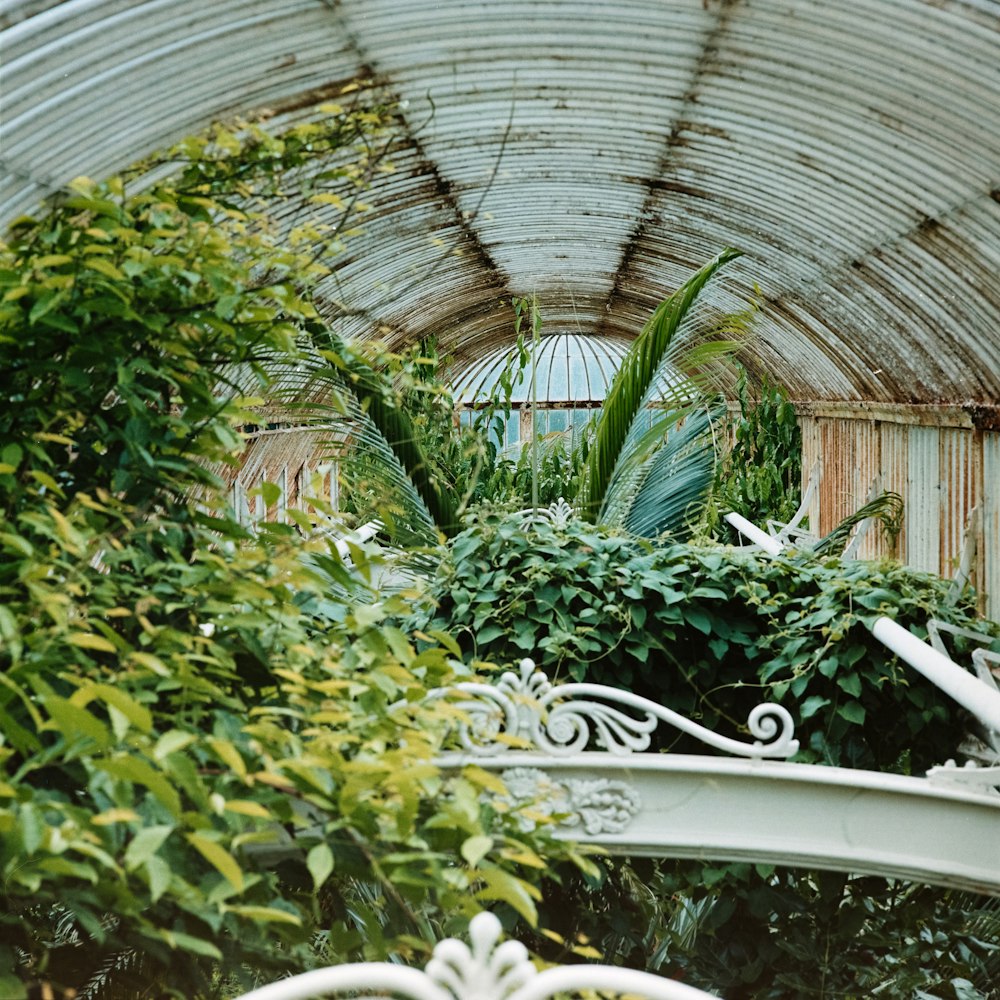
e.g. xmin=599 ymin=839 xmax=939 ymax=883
xmin=578 ymin=247 xmax=743 ymax=524
xmin=318 ymin=339 xmax=460 ymax=536
xmin=613 ymin=404 xmax=721 ymax=539
xmin=254 ymin=335 xmax=458 ymax=546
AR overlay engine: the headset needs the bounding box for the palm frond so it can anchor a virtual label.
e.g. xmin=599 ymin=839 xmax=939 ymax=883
xmin=812 ymin=491 xmax=904 ymax=556
xmin=609 ymin=405 xmax=720 ymax=539
xmin=600 ymin=336 xmax=743 ymax=528
xmin=254 ymin=340 xmax=452 ymax=548
xmin=316 ymin=338 xmax=460 ymax=536
xmin=319 ymin=394 xmax=443 ymax=550
xmin=578 ymin=248 xmax=743 ymax=523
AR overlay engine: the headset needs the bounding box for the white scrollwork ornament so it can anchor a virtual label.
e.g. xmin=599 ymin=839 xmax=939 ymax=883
xmin=499 ymin=767 xmax=641 ymax=834
xmin=515 ymin=497 xmax=576 ymax=529
xmin=443 ymin=658 xmax=799 ymax=760
xmin=926 ymin=758 xmax=1000 ymax=795
xmin=427 ymin=912 xmax=536 ymax=1000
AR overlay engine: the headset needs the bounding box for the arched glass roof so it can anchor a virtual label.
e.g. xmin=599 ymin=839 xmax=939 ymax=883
xmin=3 ymin=0 xmax=1000 ymax=416
xmin=452 ymin=333 xmax=629 ymax=406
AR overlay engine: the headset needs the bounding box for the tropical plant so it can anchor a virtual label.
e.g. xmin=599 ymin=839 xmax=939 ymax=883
xmin=0 ymin=104 xmax=591 ymax=999
xmin=577 ymin=247 xmax=742 ymax=530
xmin=304 ymin=249 xmax=750 ymax=547
xmin=713 ymin=367 xmax=803 ymax=541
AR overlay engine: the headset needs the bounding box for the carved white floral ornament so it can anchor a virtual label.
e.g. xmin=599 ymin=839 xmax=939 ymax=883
xmin=234 ymin=910 xmax=719 ymax=1000
xmin=498 ymin=766 xmax=641 ymax=834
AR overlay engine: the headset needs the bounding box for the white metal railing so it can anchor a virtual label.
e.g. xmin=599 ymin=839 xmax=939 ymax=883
xmin=426 ymin=655 xmax=1000 ymax=891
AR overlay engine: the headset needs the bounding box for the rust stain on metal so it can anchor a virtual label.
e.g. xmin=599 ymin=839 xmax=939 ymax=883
xmin=802 ymin=412 xmax=1000 ymax=616
xmin=672 ymin=120 xmax=732 ymax=141
xmin=597 ymin=2 xmax=742 ymax=340
xmin=255 ymin=69 xmax=379 ymax=118
xmin=645 ymin=178 xmax=714 ymax=199
xmin=964 ymin=404 xmax=1000 ymax=432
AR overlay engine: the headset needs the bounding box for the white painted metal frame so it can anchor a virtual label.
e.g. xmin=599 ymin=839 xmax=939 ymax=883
xmin=234 ymin=911 xmax=717 ymax=1000
xmin=434 ymin=657 xmax=1000 ymax=895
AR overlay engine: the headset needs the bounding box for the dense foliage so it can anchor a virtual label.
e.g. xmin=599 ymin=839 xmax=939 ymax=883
xmin=422 ymin=512 xmax=1000 ymax=996
xmin=536 ymin=860 xmax=1000 ymax=998
xmin=426 ymin=511 xmax=989 ymax=771
xmin=714 ymin=370 xmax=803 ymax=539
xmin=0 ymin=105 xmax=585 ymax=998
xmin=3 ymin=83 xmax=997 ymax=1000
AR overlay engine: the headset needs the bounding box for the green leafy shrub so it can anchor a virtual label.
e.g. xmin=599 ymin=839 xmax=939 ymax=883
xmin=426 ymin=511 xmax=995 ymax=771
xmin=0 ymin=105 xmax=586 ymax=998
xmin=424 ymin=512 xmax=1000 ymax=996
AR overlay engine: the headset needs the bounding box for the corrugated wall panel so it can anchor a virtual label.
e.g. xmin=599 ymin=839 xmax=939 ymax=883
xmin=853 ymin=420 xmax=883 ymax=560
xmin=818 ymin=419 xmax=854 ymax=536
xmin=938 ymin=428 xmax=982 ymax=584
xmin=804 ymin=412 xmax=1000 ymax=620
xmin=983 ymin=434 xmax=1000 ymax=621
xmin=799 ymin=415 xmax=822 ymax=537
xmin=906 ymin=426 xmax=943 ymax=575
xmin=879 ymin=421 xmax=909 ymax=561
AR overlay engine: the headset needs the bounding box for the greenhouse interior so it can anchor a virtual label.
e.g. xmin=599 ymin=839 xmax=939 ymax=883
xmin=2 ymin=1 xmax=1000 ymax=997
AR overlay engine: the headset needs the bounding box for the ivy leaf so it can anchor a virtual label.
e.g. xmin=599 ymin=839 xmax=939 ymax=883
xmin=837 ymin=702 xmax=866 ymax=725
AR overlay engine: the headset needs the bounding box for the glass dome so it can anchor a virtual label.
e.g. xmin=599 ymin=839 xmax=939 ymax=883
xmin=451 ymin=333 xmax=630 ymax=446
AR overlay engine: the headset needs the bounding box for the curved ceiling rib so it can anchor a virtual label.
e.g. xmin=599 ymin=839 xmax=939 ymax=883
xmin=2 ymin=0 xmax=1000 ymax=410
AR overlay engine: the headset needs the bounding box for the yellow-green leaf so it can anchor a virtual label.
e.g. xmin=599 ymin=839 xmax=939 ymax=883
xmin=97 ymin=757 xmax=181 ymax=817
xmin=85 ymin=257 xmax=126 ymax=281
xmin=306 ymin=842 xmax=334 ymax=890
xmin=153 ymin=729 xmax=196 ymax=760
xmin=224 ymin=905 xmax=302 ymax=926
xmin=223 ymin=799 xmax=272 ymax=819
xmin=67 ymin=632 xmax=117 ymax=653
xmin=73 ymin=683 xmax=152 ymax=733
xmin=461 ymin=835 xmax=493 ymax=868
xmin=208 ymin=738 xmax=247 ymax=779
xmin=92 ymin=808 xmax=140 ymax=826
xmin=186 ymin=832 xmax=244 ymax=892
xmin=474 ymin=868 xmax=540 ymax=925
xmin=124 ymin=824 xmax=174 ymax=871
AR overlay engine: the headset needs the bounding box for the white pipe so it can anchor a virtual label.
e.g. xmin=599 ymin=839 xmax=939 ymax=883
xmin=723 ymin=511 xmax=785 ymax=556
xmin=333 ymin=520 xmax=381 ymax=560
xmin=724 ymin=511 xmax=1000 ymax=735
xmin=872 ymin=616 xmax=1000 ymax=734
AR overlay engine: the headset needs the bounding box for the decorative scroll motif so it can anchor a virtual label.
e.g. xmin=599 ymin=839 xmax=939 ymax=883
xmin=926 ymin=758 xmax=1000 ymax=794
xmin=499 ymin=766 xmax=641 ymax=834
xmin=235 ymin=909 xmax=720 ymax=1000
xmin=446 ymin=658 xmax=799 ymax=760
